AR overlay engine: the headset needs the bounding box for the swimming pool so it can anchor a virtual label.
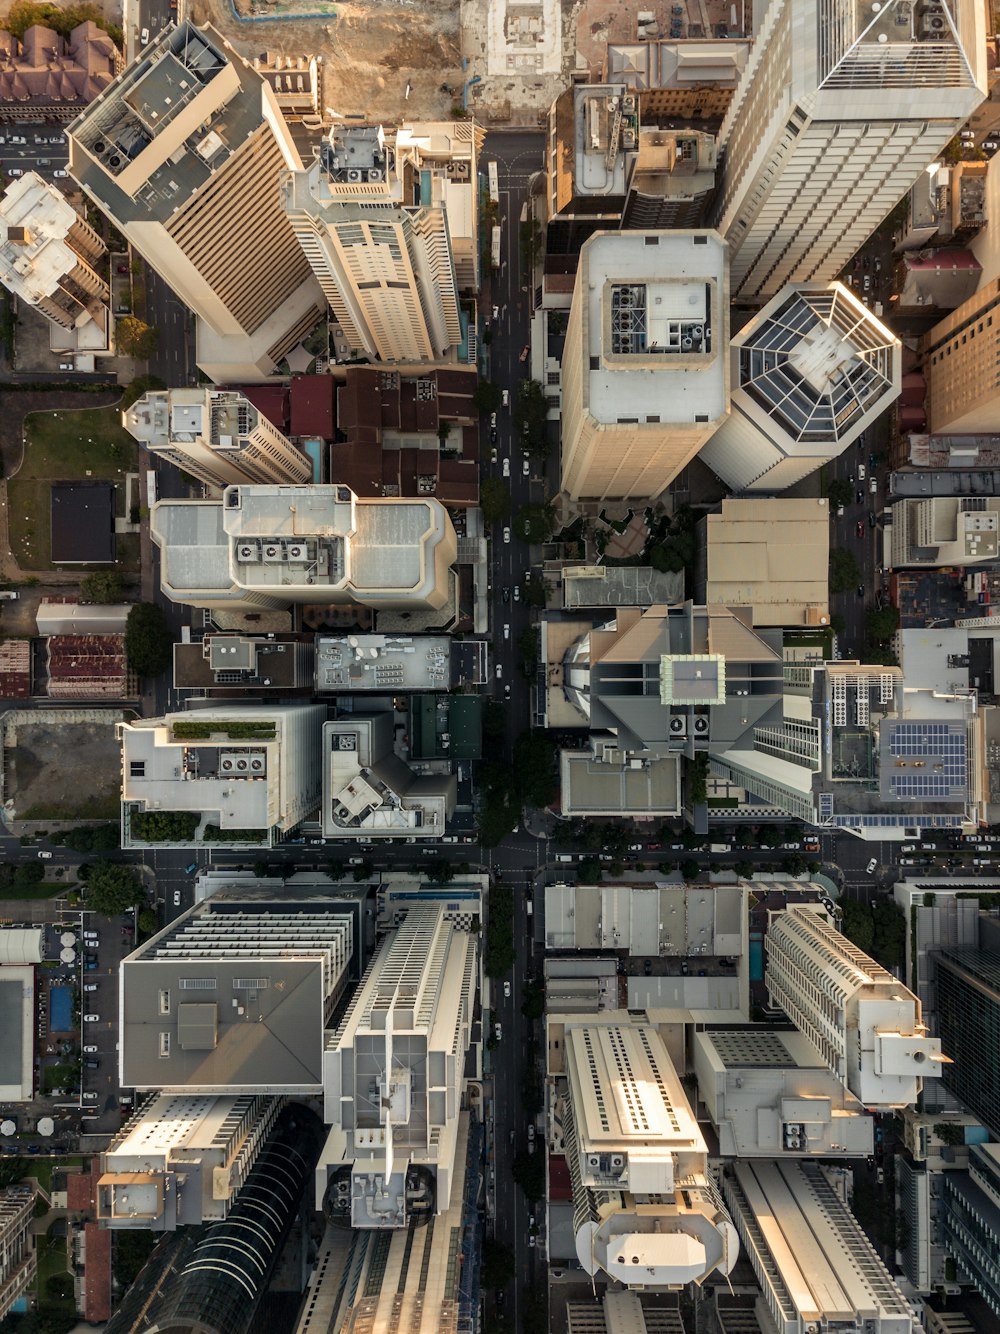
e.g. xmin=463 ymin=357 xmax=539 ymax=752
xmin=749 ymin=938 xmax=764 ymax=983
xmin=49 ymin=985 xmax=72 ymax=1033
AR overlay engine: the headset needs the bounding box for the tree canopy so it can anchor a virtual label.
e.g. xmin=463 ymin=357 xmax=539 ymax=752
xmin=83 ymin=861 xmax=145 ymax=916
xmin=480 ymin=478 xmax=511 ymax=526
xmin=80 ymin=570 xmax=125 ymax=604
xmin=115 ymin=316 xmax=158 ymax=359
xmin=125 ymin=602 xmax=172 ymax=677
xmin=513 ymin=380 xmax=550 ymax=458
xmin=830 ymin=548 xmax=861 ymax=594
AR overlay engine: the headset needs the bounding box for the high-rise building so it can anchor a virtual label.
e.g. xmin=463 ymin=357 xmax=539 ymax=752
xmin=102 ymin=1105 xmax=324 ymax=1334
xmin=692 ymin=1027 xmax=873 ymax=1158
xmin=546 ymin=85 xmax=717 ymax=247
xmin=284 ymin=121 xmax=481 ymax=363
xmin=0 ymin=1188 xmax=35 ymax=1323
xmin=97 ymin=1093 xmax=284 ymax=1229
xmin=888 ymin=493 xmax=1000 ymax=569
xmin=942 ymin=1142 xmax=1000 ymax=1315
xmin=921 ymin=276 xmax=1000 ymax=433
xmin=322 ymin=715 xmax=456 ymax=841
xmin=123 ymin=388 xmax=311 ymax=488
xmin=559 ymin=230 xmax=729 ymax=506
xmin=553 ymin=601 xmax=785 ymax=819
xmin=712 ymin=0 xmax=987 ymax=304
xmin=150 ymin=484 xmax=457 ymax=614
xmin=766 ymin=903 xmax=947 ymax=1109
xmin=67 ymin=23 xmax=325 ymax=382
xmin=118 ymin=702 xmax=326 ymax=848
xmin=0 ymin=172 xmax=111 ymax=353
xmin=549 ymin=1010 xmax=739 ymax=1288
xmin=697 ymin=284 xmax=901 ymax=494
xmin=722 ymin=1160 xmax=915 ymax=1334
xmin=709 ymin=659 xmax=980 ymax=835
xmin=119 ymin=893 xmax=355 ymax=1095
xmin=935 ymin=945 xmax=1000 ymax=1137
xmin=319 ymin=892 xmax=480 ymax=1229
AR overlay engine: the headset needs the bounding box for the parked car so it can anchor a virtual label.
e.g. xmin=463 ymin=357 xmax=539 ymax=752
xmin=495 ymin=663 xmax=503 ymax=679
xmin=522 ymin=458 xmax=529 ymax=476
xmin=83 ymin=1013 xmax=100 ymax=1023
xmin=172 ymin=890 xmax=181 ymax=906
xmin=519 ymin=345 xmax=529 ymax=362
xmin=83 ymin=1045 xmax=97 ymax=1054
xmin=83 ymin=983 xmax=98 ymax=993
xmin=494 ymin=1022 xmax=502 ymax=1041
xmin=140 ymin=26 xmax=150 ymax=44
xmin=866 ymin=857 xmax=878 ymax=874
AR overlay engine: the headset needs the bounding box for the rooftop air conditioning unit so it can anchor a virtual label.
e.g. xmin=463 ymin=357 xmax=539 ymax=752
xmin=263 ymin=545 xmax=282 ymax=561
xmin=610 ymin=1154 xmax=625 ymax=1169
xmin=694 ymin=716 xmax=709 ymax=734
xmin=221 ymin=759 xmax=234 ymax=771
xmin=285 ymin=543 xmax=308 ymax=561
xmin=236 ymin=542 xmax=259 ymax=562
xmin=368 ymin=169 xmax=383 ymax=181
xmin=347 ymin=169 xmax=363 ymax=182
xmin=249 ymin=757 xmax=265 ymax=773
xmin=670 ymin=717 xmax=686 ymax=735
xmin=587 ymin=1154 xmax=601 ymax=1169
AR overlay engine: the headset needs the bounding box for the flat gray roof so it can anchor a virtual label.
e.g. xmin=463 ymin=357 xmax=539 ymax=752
xmin=122 ymin=957 xmax=324 ymax=1090
xmin=0 ymin=981 xmax=24 ymax=1087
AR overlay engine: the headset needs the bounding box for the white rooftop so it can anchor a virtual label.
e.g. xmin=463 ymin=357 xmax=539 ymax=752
xmin=0 ymin=172 xmax=86 ymax=306
xmin=579 ymin=230 xmax=728 ymax=426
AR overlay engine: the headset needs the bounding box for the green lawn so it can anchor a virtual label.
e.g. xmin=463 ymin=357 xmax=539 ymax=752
xmin=8 ymin=404 xmax=138 ymax=573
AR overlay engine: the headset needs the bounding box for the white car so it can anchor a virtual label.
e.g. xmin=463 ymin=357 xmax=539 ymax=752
xmin=494 ymin=1022 xmax=502 ymax=1041
xmin=83 ymin=983 xmax=98 ymax=993
xmin=504 ymin=981 xmax=511 ymax=998
xmin=83 ymin=1045 xmax=97 ymax=1054
xmin=858 ymin=464 xmax=866 ymax=480
xmin=502 ymin=458 xmax=510 ymax=477
xmin=37 ymin=850 xmax=52 ymax=859
xmin=501 ymin=390 xmax=509 ymax=408
xmin=503 ymin=526 xmax=510 ymax=544
xmin=492 ymin=305 xmax=499 ymax=319
xmin=495 ymin=663 xmax=503 ymax=679
xmin=83 ymin=932 xmax=98 ymax=942
xmin=84 ymin=1013 xmax=100 ymax=1023
xmin=866 ymin=857 xmax=878 ymax=875
xmin=522 ymin=458 xmax=529 ymax=476
xmin=83 ymin=1091 xmax=98 ymax=1101
xmin=140 ymin=26 xmax=149 ymax=43
xmin=172 ymin=890 xmax=181 ymax=906
xmin=513 ymin=586 xmax=520 ymax=601
xmin=503 ymin=624 xmax=510 ymax=640
xmin=53 ymin=169 xmax=67 ymax=178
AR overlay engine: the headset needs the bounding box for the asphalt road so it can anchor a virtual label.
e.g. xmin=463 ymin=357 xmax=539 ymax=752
xmin=828 ymin=230 xmax=895 ymax=655
xmin=0 ymin=125 xmax=69 ymax=187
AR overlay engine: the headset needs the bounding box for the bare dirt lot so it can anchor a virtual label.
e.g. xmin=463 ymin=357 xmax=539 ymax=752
xmin=4 ymin=718 xmax=122 ymax=820
xmin=188 ymin=0 xmax=465 ymax=123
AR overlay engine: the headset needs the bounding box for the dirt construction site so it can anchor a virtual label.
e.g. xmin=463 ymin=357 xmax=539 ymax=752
xmin=187 ymin=0 xmax=469 ymax=124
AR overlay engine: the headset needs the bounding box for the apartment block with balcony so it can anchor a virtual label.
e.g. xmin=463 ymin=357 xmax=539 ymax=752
xmin=318 ymin=892 xmax=480 ymax=1229
xmin=698 ymin=285 xmax=901 ymax=495
xmin=150 ymin=483 xmax=457 ymax=615
xmin=284 ymin=120 xmax=482 ymax=364
xmin=559 ymin=229 xmax=729 ymax=506
xmin=67 ymin=22 xmax=325 ymax=381
xmin=123 ymin=388 xmax=311 ymax=488
xmin=942 ymin=1142 xmax=1000 ymax=1314
xmin=766 ymin=903 xmax=947 ymax=1109
xmin=119 ymin=702 xmax=326 ymax=849
xmin=0 ymin=1188 xmax=35 ymax=1323
xmin=712 ymin=0 xmax=986 ymax=304
xmin=0 ymin=171 xmax=111 ymax=354
xmin=97 ymin=1093 xmax=284 ymax=1230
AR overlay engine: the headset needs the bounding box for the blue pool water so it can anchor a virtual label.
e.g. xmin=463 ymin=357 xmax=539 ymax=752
xmin=749 ymin=938 xmax=764 ymax=983
xmin=49 ymin=985 xmax=72 ymax=1032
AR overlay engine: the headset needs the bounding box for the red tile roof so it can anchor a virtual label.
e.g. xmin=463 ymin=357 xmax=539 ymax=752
xmin=290 ymin=374 xmax=336 ymax=438
xmin=83 ymin=1221 xmax=111 ymax=1323
xmin=237 ymin=384 xmax=290 ymax=434
xmin=0 ymin=640 xmax=30 ymax=699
